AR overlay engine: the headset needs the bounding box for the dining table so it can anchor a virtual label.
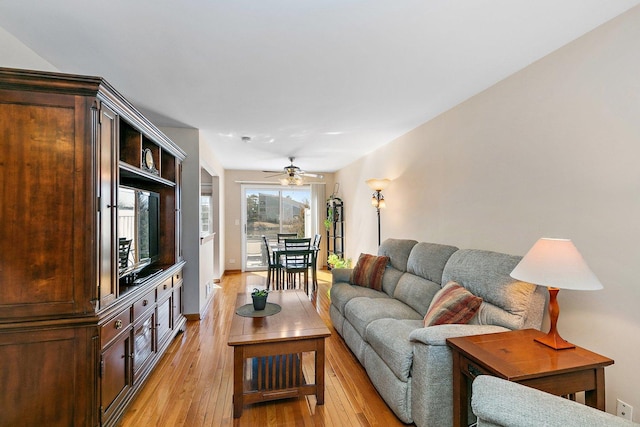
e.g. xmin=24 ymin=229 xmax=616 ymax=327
xmin=270 ymin=243 xmax=319 ymax=294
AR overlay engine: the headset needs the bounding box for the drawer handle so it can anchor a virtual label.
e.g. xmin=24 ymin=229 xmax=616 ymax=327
xmin=468 ymin=364 xmax=483 ymax=379
xmin=164 ymin=284 xmax=168 ymax=290
xmin=114 ymin=319 xmax=123 ymax=330
xmin=143 ymin=299 xmax=148 ymax=306
xmin=176 ymin=274 xmax=180 ymax=279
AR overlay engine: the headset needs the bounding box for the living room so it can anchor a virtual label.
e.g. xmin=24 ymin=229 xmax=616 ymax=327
xmin=1 ymin=1 xmax=639 ymax=426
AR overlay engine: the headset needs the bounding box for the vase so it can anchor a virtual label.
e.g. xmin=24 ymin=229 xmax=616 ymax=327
xmin=252 ymin=295 xmax=267 ymax=311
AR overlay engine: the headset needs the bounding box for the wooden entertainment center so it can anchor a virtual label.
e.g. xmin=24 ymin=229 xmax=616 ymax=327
xmin=0 ymin=68 xmax=187 ymax=427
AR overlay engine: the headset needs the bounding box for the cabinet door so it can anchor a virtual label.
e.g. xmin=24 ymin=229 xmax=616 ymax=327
xmin=175 ymin=160 xmax=183 ymax=262
xmin=172 ymin=284 xmax=183 ymax=327
xmin=97 ymin=103 xmax=119 ymax=308
xmin=0 ymin=326 xmax=97 ymax=427
xmin=133 ymin=311 xmax=155 ymax=378
xmin=0 ymin=90 xmax=94 ymax=319
xmin=101 ymin=329 xmax=132 ymax=423
xmin=156 ymin=295 xmax=172 ymax=347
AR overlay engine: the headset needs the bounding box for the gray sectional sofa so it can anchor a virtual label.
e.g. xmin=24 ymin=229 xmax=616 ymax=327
xmin=329 ymin=238 xmax=548 ymax=427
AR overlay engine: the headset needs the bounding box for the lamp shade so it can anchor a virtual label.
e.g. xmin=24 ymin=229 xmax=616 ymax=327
xmin=510 ymin=238 xmax=603 ymax=291
xmin=366 ymin=178 xmax=390 ymax=191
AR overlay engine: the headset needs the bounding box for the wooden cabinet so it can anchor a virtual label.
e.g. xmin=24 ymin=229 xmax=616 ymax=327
xmin=98 ymin=103 xmax=119 ymax=309
xmin=0 ymin=68 xmax=187 ymax=427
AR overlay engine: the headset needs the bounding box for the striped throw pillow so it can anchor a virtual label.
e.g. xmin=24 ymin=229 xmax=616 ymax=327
xmin=349 ymin=253 xmax=389 ymax=291
xmin=423 ymin=281 xmax=483 ymax=326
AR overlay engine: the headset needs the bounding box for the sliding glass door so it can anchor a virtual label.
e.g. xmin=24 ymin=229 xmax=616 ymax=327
xmin=242 ymin=186 xmax=311 ymax=271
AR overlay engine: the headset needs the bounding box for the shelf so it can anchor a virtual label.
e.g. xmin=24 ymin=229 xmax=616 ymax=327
xmin=119 ymin=161 xmax=176 ymax=187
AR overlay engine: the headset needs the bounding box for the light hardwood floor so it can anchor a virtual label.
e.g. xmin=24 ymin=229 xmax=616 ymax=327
xmin=119 ymin=270 xmax=409 ymax=426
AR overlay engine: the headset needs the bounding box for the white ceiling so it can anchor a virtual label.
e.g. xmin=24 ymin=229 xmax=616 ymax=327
xmin=0 ymin=1 xmax=638 ymax=173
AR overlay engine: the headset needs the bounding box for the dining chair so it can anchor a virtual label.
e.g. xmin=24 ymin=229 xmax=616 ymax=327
xmin=310 ymin=234 xmax=322 ymax=293
xmin=277 ymin=233 xmax=298 ymax=243
xmin=261 ymin=236 xmax=283 ymax=290
xmin=282 ymin=238 xmax=311 ymax=292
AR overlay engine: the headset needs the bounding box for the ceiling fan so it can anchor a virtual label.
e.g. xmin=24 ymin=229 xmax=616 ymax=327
xmin=263 ymin=157 xmax=323 ymax=186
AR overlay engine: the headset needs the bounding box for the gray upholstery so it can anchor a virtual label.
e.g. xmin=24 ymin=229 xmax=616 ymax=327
xmin=442 ymin=249 xmax=547 ymax=330
xmin=378 ymin=238 xmax=418 ymax=272
xmin=472 ymin=375 xmax=638 ymax=427
xmin=407 ymin=242 xmax=459 ymax=283
xmin=330 ymin=239 xmax=547 ymax=427
xmin=393 ymin=273 xmax=441 ymax=316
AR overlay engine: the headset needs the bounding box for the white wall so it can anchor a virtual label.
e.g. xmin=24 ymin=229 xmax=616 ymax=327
xmin=161 ymin=127 xmax=226 ymax=318
xmin=336 ymin=6 xmax=640 ymax=419
xmin=0 ymin=26 xmax=57 ymax=71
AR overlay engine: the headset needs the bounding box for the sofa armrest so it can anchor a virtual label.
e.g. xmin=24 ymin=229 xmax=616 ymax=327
xmin=331 ymin=268 xmax=353 ymax=285
xmin=409 ymin=324 xmax=510 ymax=346
xmin=472 ymin=375 xmax=638 ymax=427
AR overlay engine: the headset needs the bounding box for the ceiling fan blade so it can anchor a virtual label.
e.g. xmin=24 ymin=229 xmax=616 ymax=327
xmin=264 ymin=172 xmax=285 ymax=178
xmin=301 ymin=172 xmax=323 ymax=178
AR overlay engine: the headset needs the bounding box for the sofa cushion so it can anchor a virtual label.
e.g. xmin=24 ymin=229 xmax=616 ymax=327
xmin=378 ymin=238 xmax=418 ymax=272
xmin=442 ymin=249 xmax=537 ymax=330
xmin=406 ymin=242 xmax=459 ymax=284
xmin=350 ymin=253 xmax=389 ymax=291
xmin=381 ymin=267 xmax=405 ymax=297
xmin=365 ymin=318 xmax=423 ymax=382
xmin=344 ymin=297 xmax=423 ymax=337
xmin=330 ymin=282 xmax=390 ymax=314
xmin=393 ymin=273 xmax=441 ymax=316
xmin=423 ymin=281 xmax=483 ymax=326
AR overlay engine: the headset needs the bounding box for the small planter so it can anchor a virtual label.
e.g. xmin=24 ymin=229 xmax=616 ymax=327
xmin=251 ymin=288 xmax=268 ymax=311
xmin=252 ymin=295 xmax=267 ymax=311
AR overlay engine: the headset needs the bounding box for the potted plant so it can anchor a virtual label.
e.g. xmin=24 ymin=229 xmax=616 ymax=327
xmin=327 ymin=253 xmax=352 ymax=269
xmin=251 ymin=288 xmax=269 ymax=310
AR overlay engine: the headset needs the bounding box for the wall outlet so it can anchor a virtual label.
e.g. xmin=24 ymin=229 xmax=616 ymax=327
xmin=617 ymin=399 xmax=633 ymax=421
xmin=229 ymin=258 xmax=236 ymax=264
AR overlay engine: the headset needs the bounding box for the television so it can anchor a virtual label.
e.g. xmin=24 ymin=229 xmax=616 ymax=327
xmin=118 ymin=186 xmax=160 ymax=281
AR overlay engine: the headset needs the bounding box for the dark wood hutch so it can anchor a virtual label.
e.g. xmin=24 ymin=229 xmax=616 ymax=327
xmin=0 ymin=68 xmax=186 ymax=427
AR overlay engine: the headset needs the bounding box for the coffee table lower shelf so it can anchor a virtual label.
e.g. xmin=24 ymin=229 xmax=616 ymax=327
xmin=232 ymin=338 xmax=326 ymax=417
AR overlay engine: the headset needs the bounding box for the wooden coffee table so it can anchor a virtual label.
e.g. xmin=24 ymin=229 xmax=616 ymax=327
xmin=227 ymin=290 xmax=331 ymax=418
xmin=447 ymin=329 xmax=614 ymax=427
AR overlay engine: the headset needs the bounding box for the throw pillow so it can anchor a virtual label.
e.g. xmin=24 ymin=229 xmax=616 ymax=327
xmin=423 ymin=281 xmax=483 ymax=327
xmin=350 ymin=253 xmax=389 ymax=291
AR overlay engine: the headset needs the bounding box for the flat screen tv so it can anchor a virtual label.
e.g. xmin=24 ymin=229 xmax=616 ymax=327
xmin=118 ymin=186 xmax=160 ymax=278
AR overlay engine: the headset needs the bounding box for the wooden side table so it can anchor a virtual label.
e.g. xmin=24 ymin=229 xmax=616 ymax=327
xmin=447 ymin=329 xmax=614 ymax=427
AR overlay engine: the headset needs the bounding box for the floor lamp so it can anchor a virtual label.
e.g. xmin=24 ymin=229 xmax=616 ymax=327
xmin=366 ymin=178 xmax=390 ymax=246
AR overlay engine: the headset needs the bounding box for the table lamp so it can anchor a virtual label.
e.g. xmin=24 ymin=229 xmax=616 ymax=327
xmin=510 ymin=238 xmax=603 ymax=350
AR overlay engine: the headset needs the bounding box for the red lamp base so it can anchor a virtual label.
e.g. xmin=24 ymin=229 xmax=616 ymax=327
xmin=535 ymin=287 xmax=576 ymax=351
xmin=535 ymin=331 xmax=575 ymax=350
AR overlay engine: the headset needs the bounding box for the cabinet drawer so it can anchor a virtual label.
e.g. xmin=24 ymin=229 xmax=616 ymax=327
xmin=173 ymin=269 xmax=183 ymax=285
xmin=101 ymin=308 xmax=132 ymax=347
xmin=133 ymin=289 xmax=156 ymax=322
xmin=157 ymin=277 xmax=172 ymax=301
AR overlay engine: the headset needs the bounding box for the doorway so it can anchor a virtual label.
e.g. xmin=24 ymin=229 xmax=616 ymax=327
xmin=242 ymin=185 xmax=311 ymax=271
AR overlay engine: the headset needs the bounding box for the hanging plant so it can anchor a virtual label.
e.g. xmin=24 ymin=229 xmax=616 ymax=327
xmin=324 ymin=208 xmax=333 ymax=230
